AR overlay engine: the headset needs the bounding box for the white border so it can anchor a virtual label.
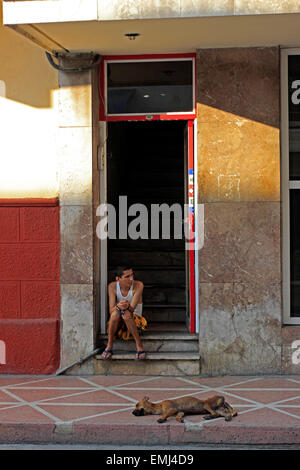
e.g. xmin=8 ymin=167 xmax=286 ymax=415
xmin=104 ymin=57 xmax=196 ymax=118
xmin=281 ymin=48 xmax=300 ymax=325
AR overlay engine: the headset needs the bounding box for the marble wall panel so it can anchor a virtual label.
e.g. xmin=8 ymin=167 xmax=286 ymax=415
xmin=197 ymin=120 xmax=280 ymax=202
xmin=235 ymin=0 xmax=300 ymax=15
xmin=60 ymin=284 xmax=94 ymax=370
xmin=58 ymin=85 xmax=92 ymax=128
xmin=58 ymin=55 xmax=100 ymax=370
xmin=196 ymin=47 xmax=280 ymax=203
xmin=199 ymin=282 xmax=282 ymax=375
xmin=98 ymin=0 xmax=180 ymax=20
xmin=97 ymin=0 xmax=300 ymax=20
xmin=60 ymin=205 xmax=93 ymax=284
xmin=196 ymin=47 xmax=282 ymax=374
xmin=197 ymin=47 xmax=280 ymax=127
xmin=198 ymin=202 xmax=281 ymax=283
xmin=58 ymin=127 xmax=93 ymax=206
xmin=181 ymin=0 xmax=234 ymax=17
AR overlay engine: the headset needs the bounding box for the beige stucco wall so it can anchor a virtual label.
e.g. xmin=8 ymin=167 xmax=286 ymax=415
xmin=0 ymin=14 xmax=58 ymax=198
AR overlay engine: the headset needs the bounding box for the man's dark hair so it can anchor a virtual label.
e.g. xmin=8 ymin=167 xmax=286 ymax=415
xmin=114 ymin=266 xmax=132 ymax=278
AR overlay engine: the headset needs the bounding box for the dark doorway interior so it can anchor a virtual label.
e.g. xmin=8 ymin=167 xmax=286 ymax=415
xmin=107 ymin=121 xmax=187 ymax=332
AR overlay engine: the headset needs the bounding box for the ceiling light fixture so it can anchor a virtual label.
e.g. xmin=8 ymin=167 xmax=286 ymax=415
xmin=163 ymin=70 xmax=175 ymax=76
xmin=124 ymin=33 xmax=140 ymax=40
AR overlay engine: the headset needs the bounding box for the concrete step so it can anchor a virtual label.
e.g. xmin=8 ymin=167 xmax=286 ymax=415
xmin=108 ymin=249 xmax=185 ymax=266
xmin=144 ymin=304 xmax=185 ymax=308
xmin=146 ymin=309 xmax=186 ymax=322
xmin=108 ymin=268 xmax=185 ymax=285
xmin=126 ymin=186 xmax=184 ymax=199
xmin=143 ymin=304 xmax=186 ymax=322
xmin=109 ymin=265 xmax=184 ymax=271
xmin=125 ymin=197 xmax=184 ymax=206
xmin=143 ymin=286 xmax=186 ymax=305
xmin=98 ymin=332 xmax=198 ymax=353
xmin=96 ymin=351 xmax=199 ymax=360
xmin=94 ymin=351 xmax=200 ymax=376
xmin=108 ymin=238 xmax=184 ymax=249
xmin=132 ymin=156 xmax=183 ymax=171
xmin=126 ymin=170 xmax=183 ymax=186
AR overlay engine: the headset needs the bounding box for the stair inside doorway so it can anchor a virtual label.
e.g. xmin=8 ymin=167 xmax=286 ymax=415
xmin=107 ymin=120 xmax=187 ymax=334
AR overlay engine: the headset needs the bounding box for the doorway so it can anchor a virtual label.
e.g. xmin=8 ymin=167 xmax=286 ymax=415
xmin=106 ymin=120 xmax=188 ymax=333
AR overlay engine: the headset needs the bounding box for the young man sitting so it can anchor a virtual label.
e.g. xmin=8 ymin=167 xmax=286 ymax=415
xmin=101 ymin=266 xmax=146 ymax=361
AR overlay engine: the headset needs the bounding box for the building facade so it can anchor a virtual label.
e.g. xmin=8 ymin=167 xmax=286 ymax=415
xmin=1 ymin=0 xmax=300 ymax=376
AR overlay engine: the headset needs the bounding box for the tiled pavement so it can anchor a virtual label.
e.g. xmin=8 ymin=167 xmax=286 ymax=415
xmin=0 ymin=374 xmax=300 ymax=445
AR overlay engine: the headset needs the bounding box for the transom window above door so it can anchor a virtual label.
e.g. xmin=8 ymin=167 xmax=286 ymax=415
xmin=100 ymin=54 xmax=196 ymax=121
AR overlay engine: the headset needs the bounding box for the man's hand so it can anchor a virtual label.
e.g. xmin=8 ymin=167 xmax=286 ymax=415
xmin=117 ymin=300 xmax=130 ymax=311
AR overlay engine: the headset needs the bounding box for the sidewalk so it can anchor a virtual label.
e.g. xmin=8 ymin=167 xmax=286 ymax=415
xmin=0 ymin=374 xmax=300 ymax=446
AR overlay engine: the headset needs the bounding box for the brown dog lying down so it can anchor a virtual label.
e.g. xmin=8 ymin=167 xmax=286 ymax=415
xmin=132 ymin=395 xmax=237 ymax=423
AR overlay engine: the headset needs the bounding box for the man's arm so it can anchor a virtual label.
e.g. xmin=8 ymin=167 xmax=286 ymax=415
xmin=108 ymin=282 xmax=118 ymax=315
xmin=128 ymin=281 xmax=144 ymax=314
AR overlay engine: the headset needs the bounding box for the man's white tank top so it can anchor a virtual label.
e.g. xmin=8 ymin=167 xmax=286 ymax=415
xmin=116 ymin=281 xmax=143 ymax=316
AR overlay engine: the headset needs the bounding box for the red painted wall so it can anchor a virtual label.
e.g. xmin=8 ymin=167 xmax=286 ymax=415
xmin=0 ymin=199 xmax=60 ymax=374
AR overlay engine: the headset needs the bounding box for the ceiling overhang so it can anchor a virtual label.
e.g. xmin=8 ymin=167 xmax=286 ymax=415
xmin=2 ymin=1 xmax=300 ymax=55
xmin=3 ymin=14 xmax=300 ymax=56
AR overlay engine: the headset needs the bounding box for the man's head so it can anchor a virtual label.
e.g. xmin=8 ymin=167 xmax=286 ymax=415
xmin=114 ymin=266 xmax=134 ymax=287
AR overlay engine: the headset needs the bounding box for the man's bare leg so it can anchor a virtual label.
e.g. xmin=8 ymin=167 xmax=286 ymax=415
xmin=122 ymin=311 xmax=146 ymax=360
xmin=101 ymin=311 xmax=121 ymax=359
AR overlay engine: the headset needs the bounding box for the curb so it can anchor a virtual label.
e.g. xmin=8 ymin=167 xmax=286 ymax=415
xmin=0 ymin=422 xmax=300 ymax=446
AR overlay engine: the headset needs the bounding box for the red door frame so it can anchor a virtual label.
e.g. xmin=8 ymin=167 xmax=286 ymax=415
xmin=99 ymin=53 xmax=196 ymax=333
xmin=99 ymin=53 xmax=197 ymax=122
xmin=187 ymin=120 xmax=196 ymax=334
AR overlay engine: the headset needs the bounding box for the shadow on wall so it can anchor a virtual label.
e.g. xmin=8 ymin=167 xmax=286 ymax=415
xmin=0 ymin=12 xmax=59 ymax=198
xmin=0 ymin=20 xmax=57 ymax=108
xmin=196 ymin=47 xmax=280 ymax=203
xmin=197 ymin=47 xmax=280 ymax=129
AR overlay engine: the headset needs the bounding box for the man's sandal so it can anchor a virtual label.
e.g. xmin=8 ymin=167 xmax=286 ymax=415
xmin=135 ymin=351 xmax=146 ymax=361
xmin=100 ymin=349 xmax=113 ymax=360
